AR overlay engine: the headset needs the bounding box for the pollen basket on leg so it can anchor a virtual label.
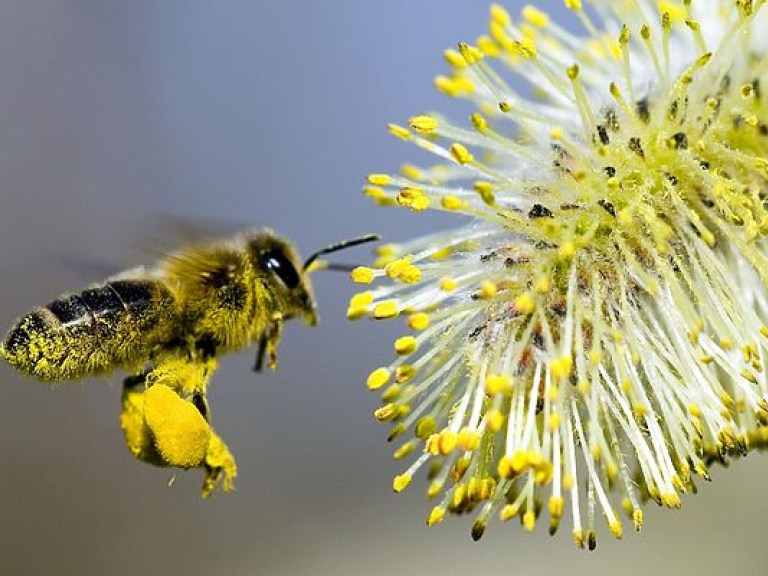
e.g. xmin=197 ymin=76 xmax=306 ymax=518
xmin=356 ymin=0 xmax=768 ymax=546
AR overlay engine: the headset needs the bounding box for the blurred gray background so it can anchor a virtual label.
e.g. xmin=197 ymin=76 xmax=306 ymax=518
xmin=0 ymin=1 xmax=766 ymax=575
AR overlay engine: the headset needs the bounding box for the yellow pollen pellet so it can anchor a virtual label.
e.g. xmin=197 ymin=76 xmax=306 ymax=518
xmin=409 ymin=115 xmax=439 ymax=134
xmin=394 ymin=336 xmax=418 ymax=355
xmin=350 ymin=266 xmax=375 ymax=284
xmin=450 ymin=143 xmax=474 ymax=165
xmin=514 ymin=293 xmax=536 ymax=315
xmin=439 ymin=277 xmax=458 ymax=292
xmin=373 ymin=301 xmax=399 ymax=319
xmin=367 ymin=368 xmax=390 ymax=391
xmin=441 ymin=195 xmax=466 ymax=211
xmin=485 ymin=374 xmax=511 ymax=395
xmin=408 ymin=313 xmax=430 ymax=331
xmin=479 ymin=280 xmax=498 ymax=299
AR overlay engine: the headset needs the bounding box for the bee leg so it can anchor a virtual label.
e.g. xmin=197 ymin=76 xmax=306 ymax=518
xmin=265 ymin=313 xmax=284 ymax=371
xmin=201 ymin=431 xmax=237 ymax=497
xmin=253 ymin=334 xmax=268 ymax=373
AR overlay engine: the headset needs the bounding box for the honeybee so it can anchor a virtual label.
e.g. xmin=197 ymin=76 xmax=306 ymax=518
xmin=1 ymin=229 xmax=377 ymax=495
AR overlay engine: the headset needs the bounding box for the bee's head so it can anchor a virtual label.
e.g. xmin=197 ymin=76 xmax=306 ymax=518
xmin=248 ymin=231 xmax=318 ymax=326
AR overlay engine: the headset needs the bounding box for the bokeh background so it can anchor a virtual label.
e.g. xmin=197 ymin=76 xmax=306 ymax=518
xmin=0 ymin=1 xmax=766 ymax=575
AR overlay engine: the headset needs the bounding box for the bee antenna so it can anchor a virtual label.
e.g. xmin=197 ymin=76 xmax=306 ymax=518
xmin=303 ymin=234 xmax=380 ymax=271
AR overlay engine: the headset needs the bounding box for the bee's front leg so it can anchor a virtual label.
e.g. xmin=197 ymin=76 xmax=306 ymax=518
xmin=253 ymin=313 xmax=284 ymax=372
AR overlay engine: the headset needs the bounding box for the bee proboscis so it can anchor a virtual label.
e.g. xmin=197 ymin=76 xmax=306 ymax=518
xmin=1 ymin=229 xmax=377 ymax=495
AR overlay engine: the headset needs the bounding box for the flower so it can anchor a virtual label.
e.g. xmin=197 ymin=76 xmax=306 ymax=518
xmin=351 ymin=0 xmax=768 ymax=548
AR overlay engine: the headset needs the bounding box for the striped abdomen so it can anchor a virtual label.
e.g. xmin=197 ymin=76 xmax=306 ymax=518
xmin=1 ymin=279 xmax=179 ymax=381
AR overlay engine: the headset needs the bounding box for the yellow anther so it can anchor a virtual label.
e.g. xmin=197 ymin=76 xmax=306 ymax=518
xmin=588 ymin=348 xmax=603 ymax=366
xmin=395 ymin=364 xmax=416 ymax=383
xmin=563 ymin=473 xmax=574 ymax=490
xmin=427 ymin=479 xmax=444 ymax=499
xmin=367 ymin=174 xmax=390 ymax=186
xmin=523 ymin=5 xmax=549 ymax=27
xmin=347 ymin=291 xmax=374 ymax=320
xmin=429 ymin=246 xmax=453 ymax=261
xmin=409 ymin=115 xmax=439 ymax=135
xmin=550 ymin=126 xmax=563 ymax=140
xmin=450 ymin=142 xmax=474 ymax=165
xmin=385 ymin=257 xmax=410 ymax=279
xmin=387 ymin=124 xmax=411 ymax=140
xmin=439 ymin=277 xmax=458 ymax=292
xmin=381 ymin=384 xmax=401 ymax=402
xmin=688 ymin=404 xmax=702 ymax=418
xmin=394 ymin=336 xmax=418 ymax=355
xmin=441 ymin=195 xmax=466 ymax=210
xmin=350 ymin=266 xmax=375 ymax=284
xmin=373 ymin=301 xmax=399 ymax=319
xmin=408 ymin=313 xmax=430 ymax=331
xmin=500 ymin=504 xmax=519 ymax=522
xmin=549 ymin=496 xmax=565 ymax=518
xmin=458 ymin=42 xmax=484 ymax=65
xmin=367 ymin=368 xmax=390 ymax=391
xmin=434 ymin=75 xmax=461 ymax=97
xmin=513 ymin=37 xmax=537 ymax=58
xmin=490 ymin=4 xmax=512 ymax=26
xmin=477 ymin=35 xmax=501 ymax=57
xmin=427 ymin=507 xmax=445 ymax=526
xmin=443 ymin=48 xmax=467 ymax=68
xmin=438 ymin=430 xmax=458 ymax=455
xmin=484 ymin=374 xmax=512 ymax=395
xmin=471 ymin=112 xmax=488 ymax=133
xmin=533 ymin=276 xmax=551 ymax=294
xmin=633 ymin=509 xmax=644 ymax=531
xmin=559 ymin=241 xmax=576 ymax=259
xmin=550 ymin=355 xmax=573 ymax=379
xmin=564 ymin=0 xmax=582 ymax=9
xmin=458 ymin=428 xmax=481 ymax=451
xmin=609 ymin=519 xmax=624 ymax=539
xmin=399 ymin=264 xmax=421 ymax=284
xmin=397 ymin=187 xmax=431 ymax=211
xmin=523 ymin=510 xmax=536 ymax=531
xmin=393 ymin=441 xmax=415 ymax=460
xmin=566 ymin=64 xmax=580 ymax=80
xmin=514 ymin=293 xmax=536 ymax=315
xmin=486 ymin=409 xmax=504 ymax=431
xmin=392 ymin=473 xmax=412 ymax=492
xmin=479 ymin=280 xmax=498 ymax=299
xmin=415 ymin=415 xmax=437 ymax=439
xmin=400 ymin=163 xmax=422 ymax=180
xmin=658 ymin=1 xmax=686 ymax=22
xmin=474 ymin=180 xmax=496 ymax=205
xmin=497 ymin=455 xmax=515 ymax=478
xmin=548 ymin=413 xmax=561 ymax=430
xmin=374 ymin=403 xmax=397 ymax=422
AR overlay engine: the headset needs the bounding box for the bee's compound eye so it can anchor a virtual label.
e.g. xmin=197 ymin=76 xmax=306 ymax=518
xmin=261 ymin=250 xmax=301 ymax=289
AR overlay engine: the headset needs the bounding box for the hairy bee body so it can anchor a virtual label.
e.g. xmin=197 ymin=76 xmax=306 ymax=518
xmin=1 ymin=228 xmax=373 ymax=495
xmin=1 ymin=230 xmax=316 ymax=382
xmin=3 ymin=279 xmax=178 ymax=381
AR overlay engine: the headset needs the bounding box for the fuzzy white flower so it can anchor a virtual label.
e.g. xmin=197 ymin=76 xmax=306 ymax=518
xmin=351 ymin=0 xmax=768 ymax=548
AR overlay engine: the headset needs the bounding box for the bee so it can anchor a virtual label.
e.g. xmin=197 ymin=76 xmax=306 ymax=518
xmin=1 ymin=229 xmax=377 ymax=495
